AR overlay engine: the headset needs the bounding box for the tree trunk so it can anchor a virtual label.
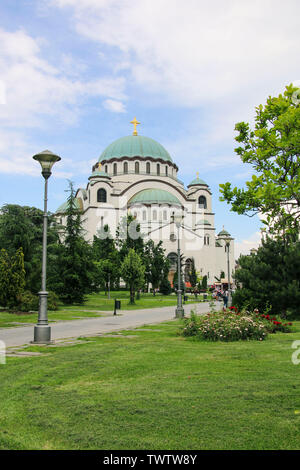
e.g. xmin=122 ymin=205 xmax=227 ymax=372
xmin=130 ymin=285 xmax=135 ymax=304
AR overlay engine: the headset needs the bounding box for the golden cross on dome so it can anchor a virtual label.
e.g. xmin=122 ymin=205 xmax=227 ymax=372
xmin=130 ymin=117 xmax=140 ymax=136
xmin=196 ymin=171 xmax=199 ymax=178
xmin=98 ymin=163 xmax=102 ymax=171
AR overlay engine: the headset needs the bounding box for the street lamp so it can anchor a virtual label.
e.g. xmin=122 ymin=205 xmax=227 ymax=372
xmin=173 ymin=213 xmax=184 ymax=318
xmin=224 ymin=235 xmax=233 ymax=307
xmin=32 ymin=150 xmax=61 ymax=344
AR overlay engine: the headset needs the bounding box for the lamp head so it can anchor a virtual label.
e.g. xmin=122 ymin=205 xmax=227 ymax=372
xmin=224 ymin=235 xmax=233 ymax=245
xmin=33 ymin=150 xmax=61 ymax=179
xmin=173 ymin=213 xmax=183 ymax=228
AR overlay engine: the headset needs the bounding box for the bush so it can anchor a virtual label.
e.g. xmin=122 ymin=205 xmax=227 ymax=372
xmin=250 ymin=307 xmax=293 ymax=333
xmin=181 ymin=310 xmax=268 ymax=342
xmin=18 ymin=291 xmax=39 ymax=312
xmin=47 ymin=291 xmax=59 ymax=311
xmin=159 ymin=277 xmax=172 ymax=295
xmin=17 ymin=290 xmax=59 ymax=312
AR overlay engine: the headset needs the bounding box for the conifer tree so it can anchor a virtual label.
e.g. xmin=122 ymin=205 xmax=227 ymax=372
xmin=52 ymin=181 xmax=96 ymax=304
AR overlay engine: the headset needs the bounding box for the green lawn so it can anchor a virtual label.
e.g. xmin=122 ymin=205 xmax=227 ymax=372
xmin=0 ymin=291 xmax=209 ymax=328
xmin=1 ymin=319 xmax=300 ymax=450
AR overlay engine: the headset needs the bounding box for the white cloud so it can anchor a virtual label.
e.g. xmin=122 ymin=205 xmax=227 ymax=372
xmin=51 ymin=0 xmax=300 ymax=111
xmin=0 ymin=27 xmax=127 ymax=175
xmin=234 ymin=231 xmax=262 ymax=259
xmin=0 ymin=28 xmax=126 ymax=127
xmin=103 ymin=99 xmax=126 ymax=113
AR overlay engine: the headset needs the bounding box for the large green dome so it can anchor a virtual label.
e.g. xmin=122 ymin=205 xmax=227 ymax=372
xmin=99 ymin=135 xmax=173 ymax=162
xmin=129 ymin=189 xmax=181 ymax=206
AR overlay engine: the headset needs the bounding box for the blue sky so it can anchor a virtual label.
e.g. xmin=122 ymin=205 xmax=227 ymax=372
xmin=0 ymin=0 xmax=299 ymax=258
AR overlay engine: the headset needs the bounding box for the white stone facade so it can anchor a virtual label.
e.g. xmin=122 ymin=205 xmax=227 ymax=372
xmin=56 ymin=134 xmax=235 ymax=287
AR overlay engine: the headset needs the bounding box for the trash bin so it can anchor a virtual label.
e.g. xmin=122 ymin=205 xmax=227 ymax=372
xmin=114 ymin=299 xmax=121 ymax=315
xmin=203 ymin=294 xmax=207 ymax=300
xmin=184 ymin=295 xmax=188 ymax=302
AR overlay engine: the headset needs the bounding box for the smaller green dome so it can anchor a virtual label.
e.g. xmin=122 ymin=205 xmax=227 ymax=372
xmin=195 ymin=219 xmax=211 ymax=226
xmin=129 ymin=189 xmax=181 ymax=206
xmin=89 ymin=170 xmax=110 ymax=179
xmin=218 ymin=227 xmax=231 ymax=237
xmin=188 ymin=176 xmax=208 ymax=187
xmin=56 ymin=198 xmax=81 ymax=214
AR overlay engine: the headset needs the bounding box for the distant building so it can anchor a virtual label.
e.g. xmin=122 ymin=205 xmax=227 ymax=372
xmin=56 ymin=119 xmax=235 ymax=286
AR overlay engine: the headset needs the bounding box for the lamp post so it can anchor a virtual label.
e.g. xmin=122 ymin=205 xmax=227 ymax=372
xmin=224 ymin=235 xmax=233 ymax=308
xmin=173 ymin=213 xmax=184 ymax=318
xmin=32 ymin=150 xmax=61 ymax=344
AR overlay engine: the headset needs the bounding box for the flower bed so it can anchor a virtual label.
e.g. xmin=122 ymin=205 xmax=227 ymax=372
xmin=228 ymin=306 xmax=293 ymax=333
xmin=181 ymin=311 xmax=268 ymax=342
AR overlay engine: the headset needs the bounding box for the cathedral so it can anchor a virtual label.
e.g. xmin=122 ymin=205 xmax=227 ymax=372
xmin=56 ymin=118 xmax=235 ymax=287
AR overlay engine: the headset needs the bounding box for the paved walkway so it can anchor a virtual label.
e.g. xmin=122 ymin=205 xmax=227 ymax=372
xmin=0 ymin=302 xmax=213 ymax=348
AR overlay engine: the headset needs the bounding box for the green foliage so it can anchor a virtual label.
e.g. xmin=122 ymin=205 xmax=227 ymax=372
xmin=201 ymin=275 xmax=208 ymax=290
xmin=220 ymin=84 xmax=300 ymax=237
xmin=116 ymin=215 xmax=144 ymax=261
xmin=0 ymin=204 xmax=59 ymax=292
xmin=0 ymin=248 xmax=25 ymax=308
xmin=143 ymin=240 xmax=169 ymax=293
xmin=50 ymin=182 xmax=96 ymax=304
xmin=232 ymin=237 xmax=300 ymax=318
xmin=159 ymin=276 xmax=172 ymax=295
xmin=47 ymin=291 xmax=59 ymax=311
xmin=181 ymin=310 xmax=268 ymax=342
xmin=120 ymin=249 xmax=145 ymax=304
xmin=188 ymin=258 xmax=198 ymax=289
xmin=18 ymin=291 xmax=39 ymax=312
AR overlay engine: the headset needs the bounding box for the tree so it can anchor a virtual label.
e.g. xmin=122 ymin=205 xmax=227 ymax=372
xmin=201 ymin=275 xmax=208 ymax=290
xmin=159 ymin=276 xmax=172 ymax=295
xmin=96 ymin=258 xmax=119 ymax=296
xmin=232 ymin=237 xmax=300 ymax=318
xmin=50 ymin=182 xmax=96 ymax=304
xmin=116 ymin=215 xmax=144 ymax=261
xmin=220 ymin=85 xmax=300 ymax=238
xmin=0 ymin=248 xmax=25 ymax=308
xmin=93 ymin=224 xmax=120 ymax=291
xmin=188 ymin=258 xmax=198 ymax=291
xmin=120 ymin=249 xmax=145 ymax=304
xmin=0 ymin=204 xmax=59 ymax=292
xmin=143 ymin=240 xmax=169 ymax=295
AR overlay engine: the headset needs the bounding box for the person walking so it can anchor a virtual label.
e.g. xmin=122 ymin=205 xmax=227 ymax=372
xmin=223 ymin=290 xmax=228 ymax=310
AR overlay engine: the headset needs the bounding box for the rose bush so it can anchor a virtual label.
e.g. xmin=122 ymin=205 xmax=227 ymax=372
xmin=181 ymin=311 xmax=268 ymax=342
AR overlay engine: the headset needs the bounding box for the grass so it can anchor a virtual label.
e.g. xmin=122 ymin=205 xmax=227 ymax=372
xmin=1 ymin=318 xmax=300 ymax=450
xmin=0 ymin=291 xmax=209 ymax=328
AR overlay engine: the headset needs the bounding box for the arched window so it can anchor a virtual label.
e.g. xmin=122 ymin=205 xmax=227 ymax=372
xmin=185 ymin=258 xmax=193 ymax=281
xmin=143 ymin=210 xmax=147 ymax=221
xmin=157 ymin=164 xmax=160 ymax=175
xmin=204 ymin=234 xmax=210 ymax=245
xmin=105 ymin=165 xmax=108 ymax=173
xmin=167 ymin=252 xmax=177 ymax=270
xmin=146 ymin=162 xmax=150 ymax=174
xmin=163 ymin=210 xmax=167 ymax=221
xmin=113 ymin=163 xmax=117 ymax=175
xmin=123 ymin=162 xmax=128 ymax=174
xmin=198 ymin=196 xmax=207 ymax=209
xmin=135 ymin=161 xmax=139 ymax=174
xmin=165 ymin=166 xmax=168 ymax=176
xmin=133 ymin=212 xmax=137 ymax=219
xmin=153 ymin=210 xmax=157 ymax=221
xmin=97 ymin=188 xmax=107 ymax=203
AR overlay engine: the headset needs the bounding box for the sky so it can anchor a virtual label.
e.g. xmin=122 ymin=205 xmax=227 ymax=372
xmin=0 ymin=0 xmax=299 ymax=259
